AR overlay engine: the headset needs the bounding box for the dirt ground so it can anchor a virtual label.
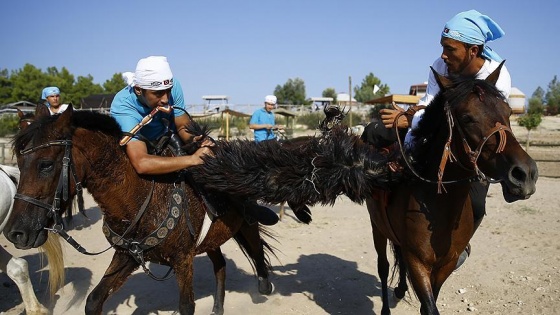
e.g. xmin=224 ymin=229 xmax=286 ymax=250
xmin=1 ymin=117 xmax=559 ymax=315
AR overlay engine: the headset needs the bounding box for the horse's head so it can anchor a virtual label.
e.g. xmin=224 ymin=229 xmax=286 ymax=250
xmin=432 ymin=62 xmax=537 ymax=201
xmin=4 ymin=106 xmax=79 ymax=249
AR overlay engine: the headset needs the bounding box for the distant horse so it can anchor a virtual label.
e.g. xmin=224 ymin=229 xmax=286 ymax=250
xmin=1 ymin=164 xmax=59 ymax=315
xmin=17 ymin=109 xmax=35 ymax=130
xmin=4 ymin=106 xmax=275 ymax=315
xmin=365 ymin=62 xmax=537 ymax=314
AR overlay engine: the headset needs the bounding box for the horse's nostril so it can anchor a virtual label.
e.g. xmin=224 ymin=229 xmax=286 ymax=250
xmin=7 ymin=230 xmax=26 ymax=245
xmin=510 ymin=166 xmax=527 ymax=182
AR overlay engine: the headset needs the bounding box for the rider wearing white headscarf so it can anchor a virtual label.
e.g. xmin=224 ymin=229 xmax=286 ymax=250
xmin=111 ymin=56 xmax=186 ymax=142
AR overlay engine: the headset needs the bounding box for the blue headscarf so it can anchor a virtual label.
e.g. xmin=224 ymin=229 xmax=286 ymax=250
xmin=441 ymin=10 xmax=505 ymax=62
xmin=41 ymin=86 xmax=60 ymax=99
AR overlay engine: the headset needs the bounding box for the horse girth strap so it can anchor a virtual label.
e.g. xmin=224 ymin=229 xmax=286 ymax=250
xmin=102 ymin=183 xmax=186 ymax=272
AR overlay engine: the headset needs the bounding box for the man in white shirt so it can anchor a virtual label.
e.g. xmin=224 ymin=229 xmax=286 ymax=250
xmin=362 ymin=10 xmax=512 ymax=269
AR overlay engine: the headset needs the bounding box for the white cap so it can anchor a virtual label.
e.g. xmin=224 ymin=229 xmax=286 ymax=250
xmin=265 ymin=95 xmax=277 ymax=105
xmin=134 ymin=56 xmax=174 ymax=90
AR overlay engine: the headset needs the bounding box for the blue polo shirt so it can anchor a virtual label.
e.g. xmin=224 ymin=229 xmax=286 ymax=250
xmin=110 ymin=80 xmax=186 ymax=141
xmin=250 ymin=108 xmax=276 ymax=142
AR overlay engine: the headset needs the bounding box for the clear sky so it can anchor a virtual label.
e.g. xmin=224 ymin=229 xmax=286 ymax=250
xmin=2 ymin=0 xmax=559 ymax=106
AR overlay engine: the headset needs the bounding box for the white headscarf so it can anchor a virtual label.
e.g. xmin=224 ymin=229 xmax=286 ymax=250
xmin=133 ymin=56 xmax=174 ymax=90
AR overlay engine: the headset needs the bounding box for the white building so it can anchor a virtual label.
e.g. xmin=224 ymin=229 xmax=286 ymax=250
xmin=508 ymin=87 xmax=525 ymax=114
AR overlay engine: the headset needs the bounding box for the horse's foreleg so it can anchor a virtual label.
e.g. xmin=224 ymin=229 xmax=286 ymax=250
xmin=85 ymin=251 xmax=139 ymax=315
xmin=238 ymin=223 xmax=273 ymax=295
xmin=0 ymin=247 xmax=50 ymax=314
xmin=404 ymin=256 xmax=439 ymax=315
xmin=371 ymin=226 xmax=391 ymax=315
xmin=207 ymin=248 xmax=226 ymax=315
xmin=174 ymin=253 xmax=196 ymax=315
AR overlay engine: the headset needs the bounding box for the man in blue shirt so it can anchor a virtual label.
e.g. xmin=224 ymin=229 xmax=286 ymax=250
xmin=110 ymin=56 xmax=278 ymax=225
xmin=110 ymin=56 xmax=213 ymax=175
xmin=249 ymin=95 xmax=283 ymax=142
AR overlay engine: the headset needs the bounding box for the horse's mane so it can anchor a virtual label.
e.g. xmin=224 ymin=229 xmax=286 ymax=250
xmin=13 ymin=111 xmax=122 ymax=152
xmin=409 ymin=74 xmax=505 ymax=171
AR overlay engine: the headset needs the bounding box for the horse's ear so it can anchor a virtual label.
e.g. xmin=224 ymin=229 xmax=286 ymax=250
xmin=53 ymin=104 xmax=74 ymax=131
xmin=35 ymin=102 xmax=50 ymax=118
xmin=430 ymin=66 xmax=453 ymax=90
xmin=17 ymin=109 xmax=24 ymax=119
xmin=485 ymin=60 xmax=505 ymax=86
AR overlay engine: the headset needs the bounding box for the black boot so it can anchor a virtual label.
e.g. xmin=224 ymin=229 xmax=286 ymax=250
xmin=230 ymin=199 xmax=279 ymax=226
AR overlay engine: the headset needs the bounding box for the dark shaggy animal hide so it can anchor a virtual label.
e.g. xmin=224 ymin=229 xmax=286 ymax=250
xmin=189 ymin=126 xmax=390 ymax=207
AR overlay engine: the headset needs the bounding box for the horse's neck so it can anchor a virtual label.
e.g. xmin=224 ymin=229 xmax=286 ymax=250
xmin=73 ymin=139 xmax=151 ymax=217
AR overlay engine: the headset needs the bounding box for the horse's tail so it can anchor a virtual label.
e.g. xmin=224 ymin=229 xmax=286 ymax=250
xmin=390 ymin=242 xmax=410 ymax=300
xmin=233 ymin=224 xmax=278 ymax=275
xmin=39 ymin=233 xmax=65 ymax=298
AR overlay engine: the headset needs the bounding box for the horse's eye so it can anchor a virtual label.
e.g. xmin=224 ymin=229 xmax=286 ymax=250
xmin=460 ymin=114 xmax=475 ymax=125
xmin=38 ymin=160 xmax=54 ymax=175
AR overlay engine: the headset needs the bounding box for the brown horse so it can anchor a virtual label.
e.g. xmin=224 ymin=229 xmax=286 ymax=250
xmin=366 ymin=62 xmax=538 ymax=314
xmin=4 ymin=105 xmax=275 ymax=315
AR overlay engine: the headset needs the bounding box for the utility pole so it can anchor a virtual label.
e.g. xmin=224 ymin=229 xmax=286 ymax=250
xmin=349 ymin=76 xmax=352 ymax=127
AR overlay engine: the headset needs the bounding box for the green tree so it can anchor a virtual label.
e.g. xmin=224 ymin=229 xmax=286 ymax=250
xmin=9 ymin=64 xmax=49 ymax=103
xmin=517 ymin=93 xmax=544 ymax=151
xmin=527 ymin=96 xmax=545 ymax=116
xmin=0 ymin=69 xmax=12 ymax=103
xmin=353 ymin=72 xmax=389 ymax=103
xmin=273 ymin=78 xmax=308 ymax=105
xmin=103 ymin=73 xmax=127 ymax=94
xmin=545 ymin=75 xmax=560 ymax=115
xmin=322 ymin=87 xmax=337 ymax=103
xmin=531 ymin=86 xmax=545 ymax=103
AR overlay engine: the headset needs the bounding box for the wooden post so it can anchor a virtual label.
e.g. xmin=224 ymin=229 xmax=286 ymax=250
xmin=349 ymin=76 xmax=353 ymax=127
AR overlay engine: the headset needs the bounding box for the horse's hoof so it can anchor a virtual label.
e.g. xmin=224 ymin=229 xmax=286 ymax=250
xmin=394 ymin=287 xmax=406 ymax=300
xmin=258 ymin=277 xmax=274 ymax=295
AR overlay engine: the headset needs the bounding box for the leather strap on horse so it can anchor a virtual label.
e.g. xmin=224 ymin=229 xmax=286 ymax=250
xmin=437 ymin=103 xmax=457 ymax=193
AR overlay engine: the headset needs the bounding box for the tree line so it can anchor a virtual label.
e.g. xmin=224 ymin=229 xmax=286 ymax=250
xmin=1 ymin=63 xmax=558 ymax=115
xmin=0 ymin=64 xmax=126 ymax=107
xmin=0 ymin=63 xmax=393 ymax=107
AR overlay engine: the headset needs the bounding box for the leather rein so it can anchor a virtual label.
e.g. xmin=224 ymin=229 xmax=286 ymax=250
xmin=394 ymin=93 xmax=513 ymax=193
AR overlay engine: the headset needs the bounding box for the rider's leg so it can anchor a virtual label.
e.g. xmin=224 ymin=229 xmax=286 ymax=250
xmin=455 ymin=181 xmax=489 ymax=270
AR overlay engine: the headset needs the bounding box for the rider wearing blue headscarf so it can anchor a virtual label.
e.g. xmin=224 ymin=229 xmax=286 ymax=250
xmin=441 ymin=9 xmax=504 ymax=62
xmin=41 ymin=86 xmax=69 ymax=115
xmin=362 ymin=9 xmax=512 ymax=270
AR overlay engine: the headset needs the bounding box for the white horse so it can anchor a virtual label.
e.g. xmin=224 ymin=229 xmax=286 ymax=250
xmin=0 ymin=164 xmax=50 ymax=315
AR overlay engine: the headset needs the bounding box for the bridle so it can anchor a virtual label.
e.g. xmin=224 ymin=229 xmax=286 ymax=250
xmin=13 ymin=139 xmax=96 ymax=254
xmin=396 ymin=88 xmax=513 ymax=193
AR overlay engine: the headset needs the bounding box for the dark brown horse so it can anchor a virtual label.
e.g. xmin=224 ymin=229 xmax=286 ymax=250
xmin=4 ymin=105 xmax=275 ymax=315
xmin=366 ymin=62 xmax=538 ymax=314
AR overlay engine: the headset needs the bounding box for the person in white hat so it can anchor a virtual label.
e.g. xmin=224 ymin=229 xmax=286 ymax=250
xmin=41 ymin=86 xmax=69 ymax=115
xmin=249 ymin=95 xmax=284 ymax=142
xmin=110 ymin=56 xmax=279 ymax=225
xmin=110 ymin=56 xmax=213 ymax=174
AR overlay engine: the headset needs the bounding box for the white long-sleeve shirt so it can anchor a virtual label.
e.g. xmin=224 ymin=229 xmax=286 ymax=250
xmin=405 ymin=58 xmax=511 ymax=145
